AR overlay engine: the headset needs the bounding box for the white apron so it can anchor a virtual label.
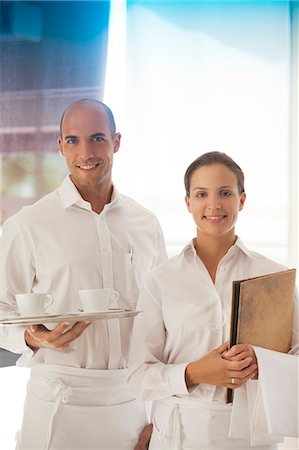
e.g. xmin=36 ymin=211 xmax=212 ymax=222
xmin=149 ymin=397 xmax=278 ymax=450
xmin=16 ymin=364 xmax=148 ymax=450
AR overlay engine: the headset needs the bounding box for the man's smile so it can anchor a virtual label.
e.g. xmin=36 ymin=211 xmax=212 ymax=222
xmin=77 ymin=163 xmax=99 ymax=170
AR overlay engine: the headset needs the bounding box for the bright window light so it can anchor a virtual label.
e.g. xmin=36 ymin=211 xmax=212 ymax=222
xmin=111 ymin=1 xmax=293 ymax=265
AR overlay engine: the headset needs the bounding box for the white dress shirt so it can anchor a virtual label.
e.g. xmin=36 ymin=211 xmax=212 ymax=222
xmin=128 ymin=238 xmax=298 ymax=447
xmin=0 ymin=175 xmax=167 ymax=369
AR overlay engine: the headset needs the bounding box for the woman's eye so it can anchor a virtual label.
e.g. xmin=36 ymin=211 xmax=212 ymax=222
xmin=196 ymin=192 xmax=206 ymax=198
xmin=221 ymin=191 xmax=232 ymax=197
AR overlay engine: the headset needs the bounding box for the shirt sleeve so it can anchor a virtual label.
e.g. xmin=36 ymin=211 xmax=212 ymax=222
xmin=0 ymin=217 xmax=36 ymax=358
xmin=128 ymin=274 xmax=189 ymax=401
xmin=154 ymin=221 xmax=168 ymax=266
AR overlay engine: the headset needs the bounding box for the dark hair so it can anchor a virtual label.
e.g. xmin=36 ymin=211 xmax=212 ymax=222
xmin=59 ymin=98 xmax=116 ymax=137
xmin=184 ymin=151 xmax=245 ymax=196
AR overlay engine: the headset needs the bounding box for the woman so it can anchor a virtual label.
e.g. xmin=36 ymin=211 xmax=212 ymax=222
xmin=128 ymin=152 xmax=298 ymax=449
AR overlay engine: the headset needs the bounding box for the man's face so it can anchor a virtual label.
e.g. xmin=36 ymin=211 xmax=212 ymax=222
xmin=58 ymin=103 xmax=120 ymax=192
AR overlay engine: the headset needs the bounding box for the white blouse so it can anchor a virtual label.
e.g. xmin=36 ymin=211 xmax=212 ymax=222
xmin=128 ymin=238 xmax=298 ymax=441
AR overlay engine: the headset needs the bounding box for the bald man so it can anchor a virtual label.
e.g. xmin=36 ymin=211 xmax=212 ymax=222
xmin=0 ymin=99 xmax=167 ymax=449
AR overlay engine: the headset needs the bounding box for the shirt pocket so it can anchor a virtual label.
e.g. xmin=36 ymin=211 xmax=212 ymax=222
xmin=124 ymin=252 xmax=154 ymax=307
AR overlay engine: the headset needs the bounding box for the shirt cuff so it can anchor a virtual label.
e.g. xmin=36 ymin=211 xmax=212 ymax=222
xmin=168 ymin=362 xmax=189 ymax=395
xmin=6 ymin=326 xmax=35 ymax=358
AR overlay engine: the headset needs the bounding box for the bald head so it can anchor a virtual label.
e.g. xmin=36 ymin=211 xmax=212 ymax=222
xmin=59 ymin=99 xmax=116 ymax=138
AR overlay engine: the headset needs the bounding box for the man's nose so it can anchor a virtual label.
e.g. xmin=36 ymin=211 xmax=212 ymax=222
xmin=78 ymin=140 xmax=94 ymax=159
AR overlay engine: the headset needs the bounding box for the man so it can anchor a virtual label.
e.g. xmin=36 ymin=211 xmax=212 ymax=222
xmin=0 ymin=99 xmax=167 ymax=449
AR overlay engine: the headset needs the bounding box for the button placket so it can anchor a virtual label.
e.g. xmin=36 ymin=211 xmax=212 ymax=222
xmin=96 ymin=215 xmax=121 ymax=369
xmin=212 ymin=293 xmax=223 ymax=338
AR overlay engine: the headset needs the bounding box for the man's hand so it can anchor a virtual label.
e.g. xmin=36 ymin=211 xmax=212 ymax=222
xmin=24 ymin=321 xmax=91 ymax=350
xmin=134 ymin=423 xmax=153 ymax=450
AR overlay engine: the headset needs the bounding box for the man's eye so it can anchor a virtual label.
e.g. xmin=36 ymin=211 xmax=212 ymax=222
xmin=90 ymin=135 xmax=104 ymax=142
xmin=66 ymin=138 xmax=77 ymax=144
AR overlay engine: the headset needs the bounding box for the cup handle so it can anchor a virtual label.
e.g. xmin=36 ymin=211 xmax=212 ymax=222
xmin=44 ymin=294 xmax=53 ymax=308
xmin=113 ymin=290 xmax=120 ymax=301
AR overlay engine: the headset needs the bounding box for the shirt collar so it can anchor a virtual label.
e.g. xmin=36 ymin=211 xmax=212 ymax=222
xmin=181 ymin=240 xmax=197 ymax=257
xmin=182 ymin=236 xmax=253 ymax=259
xmin=233 ymin=236 xmax=253 ymax=257
xmin=58 ymin=175 xmax=123 ymax=212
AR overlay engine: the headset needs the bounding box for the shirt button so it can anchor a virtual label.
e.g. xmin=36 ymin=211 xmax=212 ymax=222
xmin=213 ymin=324 xmax=222 ymax=330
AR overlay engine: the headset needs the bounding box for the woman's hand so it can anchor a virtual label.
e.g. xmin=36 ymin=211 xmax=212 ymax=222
xmin=185 ymin=342 xmax=257 ymax=389
xmin=222 ymin=343 xmax=258 ymax=380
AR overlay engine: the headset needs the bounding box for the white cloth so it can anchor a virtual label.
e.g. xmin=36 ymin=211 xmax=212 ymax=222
xmin=229 ymin=347 xmax=299 ymax=445
xmin=17 ymin=364 xmax=148 ymax=449
xmin=128 ymin=239 xmax=298 ymax=448
xmin=0 ymin=175 xmax=167 ymax=448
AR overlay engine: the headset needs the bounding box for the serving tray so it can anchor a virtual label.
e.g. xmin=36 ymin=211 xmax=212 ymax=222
xmin=0 ymin=309 xmax=141 ymax=326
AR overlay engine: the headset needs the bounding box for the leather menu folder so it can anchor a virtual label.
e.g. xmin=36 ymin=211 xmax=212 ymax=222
xmin=226 ymin=268 xmax=296 ymax=403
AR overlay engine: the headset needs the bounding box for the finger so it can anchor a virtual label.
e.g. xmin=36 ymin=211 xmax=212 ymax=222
xmin=217 ymin=342 xmax=229 ymax=354
xmin=228 ymin=370 xmax=258 ymax=389
xmin=224 ymin=350 xmax=252 ymax=362
xmin=26 ymin=321 xmax=91 ymax=349
xmin=227 ymin=376 xmax=250 ymax=388
xmin=41 ymin=321 xmax=88 ymax=343
xmin=226 ymin=344 xmax=252 ymax=357
xmin=65 ymin=321 xmax=91 ymax=337
xmin=29 ymin=323 xmax=72 ymax=347
xmin=228 ymin=381 xmax=239 ymax=389
xmin=27 ymin=322 xmax=72 ymax=339
xmin=230 ymin=356 xmax=253 ymax=371
xmin=231 ymin=363 xmax=257 ymax=381
xmin=46 ymin=322 xmax=73 ymax=340
xmin=49 ymin=321 xmax=91 ymax=348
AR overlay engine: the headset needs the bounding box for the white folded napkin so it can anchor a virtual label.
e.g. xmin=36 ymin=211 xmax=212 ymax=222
xmin=229 ymin=346 xmax=298 ymax=446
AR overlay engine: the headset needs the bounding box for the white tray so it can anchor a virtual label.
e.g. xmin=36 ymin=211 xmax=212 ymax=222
xmin=0 ymin=309 xmax=141 ymax=326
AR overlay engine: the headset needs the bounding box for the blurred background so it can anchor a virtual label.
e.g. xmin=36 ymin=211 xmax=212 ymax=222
xmin=0 ymin=0 xmax=298 ymax=448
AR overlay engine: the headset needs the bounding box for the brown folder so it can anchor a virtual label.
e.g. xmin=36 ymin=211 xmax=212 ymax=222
xmin=226 ymin=268 xmax=296 ymax=403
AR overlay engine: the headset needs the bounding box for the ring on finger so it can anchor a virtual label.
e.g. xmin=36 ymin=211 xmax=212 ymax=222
xmin=231 ymin=378 xmax=235 ymax=385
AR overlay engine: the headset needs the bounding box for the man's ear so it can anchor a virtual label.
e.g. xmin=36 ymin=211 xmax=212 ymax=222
xmin=57 ymin=136 xmax=64 ymax=156
xmin=113 ymin=132 xmax=121 ymax=154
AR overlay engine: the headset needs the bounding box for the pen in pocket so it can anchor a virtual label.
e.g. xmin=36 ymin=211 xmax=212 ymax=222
xmin=129 ymin=246 xmax=134 ymax=264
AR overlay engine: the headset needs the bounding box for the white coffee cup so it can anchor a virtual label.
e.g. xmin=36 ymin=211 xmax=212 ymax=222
xmin=15 ymin=293 xmax=54 ymax=317
xmin=78 ymin=288 xmax=119 ymax=312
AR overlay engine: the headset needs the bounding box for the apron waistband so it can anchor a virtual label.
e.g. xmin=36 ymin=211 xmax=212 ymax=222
xmin=31 ymin=363 xmax=128 ymax=384
xmin=28 ymin=365 xmax=134 ymax=450
xmin=160 ymin=396 xmax=231 ymax=410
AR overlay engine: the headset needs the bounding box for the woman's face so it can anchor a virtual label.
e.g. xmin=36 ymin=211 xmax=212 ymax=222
xmin=185 ymin=163 xmax=246 ymax=240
